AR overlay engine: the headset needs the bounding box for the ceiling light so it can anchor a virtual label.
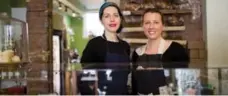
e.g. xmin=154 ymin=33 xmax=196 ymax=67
xmin=72 ymin=12 xmax=77 ymax=17
xmin=58 ymin=2 xmax=62 ymax=10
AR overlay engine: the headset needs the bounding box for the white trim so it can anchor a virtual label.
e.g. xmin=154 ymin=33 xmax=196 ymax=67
xmin=123 ymin=38 xmax=187 ymax=45
xmin=135 ymin=45 xmax=146 ymax=56
xmin=122 ymin=26 xmax=186 ymax=32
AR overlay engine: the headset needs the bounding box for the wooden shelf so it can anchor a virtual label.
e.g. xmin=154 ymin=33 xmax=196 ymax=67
xmin=0 ymin=62 xmax=28 ymax=65
xmin=123 ymin=38 xmax=187 ymax=45
xmin=0 ymin=78 xmax=49 ymax=82
xmin=122 ymin=26 xmax=186 ymax=32
xmin=26 ymin=78 xmax=49 ymax=82
xmin=1 ymin=78 xmax=26 ymax=81
xmin=0 ymin=62 xmax=29 ymax=70
xmin=122 ymin=9 xmax=192 ymax=16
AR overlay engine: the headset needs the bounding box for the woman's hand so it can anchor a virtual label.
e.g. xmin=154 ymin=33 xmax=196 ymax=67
xmin=136 ymin=66 xmax=144 ymax=70
xmin=146 ymin=67 xmax=163 ymax=70
xmin=137 ymin=66 xmax=163 ymax=70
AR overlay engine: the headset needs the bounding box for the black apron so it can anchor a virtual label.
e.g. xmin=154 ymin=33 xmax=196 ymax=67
xmin=97 ymin=34 xmax=130 ymax=95
xmin=134 ymin=54 xmax=166 ymax=95
xmin=134 ymin=39 xmax=167 ymax=95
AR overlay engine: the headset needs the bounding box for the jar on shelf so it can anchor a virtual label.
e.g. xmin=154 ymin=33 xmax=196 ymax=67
xmin=0 ymin=15 xmax=28 ymax=64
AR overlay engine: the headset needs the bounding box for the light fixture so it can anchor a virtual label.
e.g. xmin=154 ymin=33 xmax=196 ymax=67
xmin=72 ymin=12 xmax=77 ymax=17
xmin=65 ymin=6 xmax=68 ymax=13
xmin=58 ymin=2 xmax=62 ymax=10
xmin=69 ymin=8 xmax=77 ymax=17
xmin=55 ymin=0 xmax=80 ymax=18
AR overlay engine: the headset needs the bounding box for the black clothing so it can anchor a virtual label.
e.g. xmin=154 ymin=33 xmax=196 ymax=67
xmin=132 ymin=42 xmax=189 ymax=68
xmin=81 ymin=36 xmax=130 ymax=69
xmin=79 ymin=36 xmax=130 ymax=95
xmin=132 ymin=42 xmax=190 ymax=95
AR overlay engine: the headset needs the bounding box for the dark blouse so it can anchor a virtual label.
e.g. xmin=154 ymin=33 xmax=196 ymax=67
xmin=81 ymin=36 xmax=130 ymax=69
xmin=132 ymin=42 xmax=190 ymax=68
xmin=131 ymin=42 xmax=190 ymax=95
xmin=79 ymin=36 xmax=131 ymax=95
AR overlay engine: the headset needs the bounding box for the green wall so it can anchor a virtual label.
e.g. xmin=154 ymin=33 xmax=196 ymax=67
xmin=0 ymin=0 xmax=11 ymax=16
xmin=11 ymin=0 xmax=26 ymax=7
xmin=70 ymin=17 xmax=89 ymax=56
xmin=0 ymin=0 xmax=26 ymax=17
xmin=64 ymin=16 xmax=89 ymax=56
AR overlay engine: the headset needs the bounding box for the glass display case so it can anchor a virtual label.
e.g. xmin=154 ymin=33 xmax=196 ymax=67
xmin=64 ymin=63 xmax=228 ymax=95
xmin=0 ymin=16 xmax=28 ymax=95
xmin=0 ymin=63 xmax=228 ymax=95
xmin=0 ymin=69 xmax=27 ymax=94
xmin=0 ymin=15 xmax=28 ymax=67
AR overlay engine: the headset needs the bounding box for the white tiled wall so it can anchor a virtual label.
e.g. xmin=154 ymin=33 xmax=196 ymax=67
xmin=206 ymin=0 xmax=228 ymax=67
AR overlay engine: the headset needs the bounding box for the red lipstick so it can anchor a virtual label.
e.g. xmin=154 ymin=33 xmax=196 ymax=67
xmin=109 ymin=24 xmax=117 ymax=27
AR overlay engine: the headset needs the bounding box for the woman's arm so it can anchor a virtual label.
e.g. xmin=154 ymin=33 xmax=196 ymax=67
xmin=173 ymin=43 xmax=190 ymax=68
xmin=80 ymin=40 xmax=96 ymax=68
xmin=78 ymin=40 xmax=97 ymax=95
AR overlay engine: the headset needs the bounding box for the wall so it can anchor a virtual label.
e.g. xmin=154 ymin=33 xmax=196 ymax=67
xmin=0 ymin=0 xmax=26 ymax=16
xmin=70 ymin=17 xmax=89 ymax=56
xmin=53 ymin=12 xmax=64 ymax=30
xmin=27 ymin=0 xmax=51 ymax=94
xmin=63 ymin=16 xmax=89 ymax=56
xmin=116 ymin=0 xmax=207 ymax=68
xmin=0 ymin=0 xmax=11 ymax=16
xmin=206 ymin=0 xmax=228 ymax=94
xmin=12 ymin=8 xmax=27 ymax=22
xmin=83 ymin=12 xmax=104 ymax=38
xmin=206 ymin=0 xmax=228 ymax=67
xmin=11 ymin=0 xmax=26 ymax=7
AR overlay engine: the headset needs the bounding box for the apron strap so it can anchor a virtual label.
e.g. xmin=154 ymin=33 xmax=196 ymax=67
xmin=158 ymin=39 xmax=165 ymax=54
xmin=102 ymin=33 xmax=121 ymax=42
xmin=142 ymin=38 xmax=165 ymax=55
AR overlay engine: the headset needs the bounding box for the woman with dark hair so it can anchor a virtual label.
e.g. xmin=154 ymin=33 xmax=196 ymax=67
xmin=131 ymin=8 xmax=189 ymax=95
xmin=79 ymin=2 xmax=130 ymax=95
xmin=81 ymin=2 xmax=129 ymax=69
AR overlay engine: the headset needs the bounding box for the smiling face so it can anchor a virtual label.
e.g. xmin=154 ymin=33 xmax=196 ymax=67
xmin=143 ymin=12 xmax=164 ymax=40
xmin=101 ymin=6 xmax=121 ymax=33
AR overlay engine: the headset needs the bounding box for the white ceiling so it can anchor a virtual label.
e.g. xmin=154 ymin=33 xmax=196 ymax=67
xmin=78 ymin=0 xmax=105 ymax=10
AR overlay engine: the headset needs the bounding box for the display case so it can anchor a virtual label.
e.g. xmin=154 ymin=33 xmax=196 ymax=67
xmin=65 ymin=63 xmax=228 ymax=95
xmin=0 ymin=15 xmax=29 ymax=69
xmin=0 ymin=16 xmax=28 ymax=95
xmin=1 ymin=63 xmax=226 ymax=95
xmin=0 ymin=69 xmax=27 ymax=94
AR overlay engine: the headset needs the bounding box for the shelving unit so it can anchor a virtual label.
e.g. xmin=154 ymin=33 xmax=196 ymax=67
xmin=120 ymin=0 xmax=192 ymax=48
xmin=122 ymin=26 xmax=186 ymax=32
xmin=122 ymin=9 xmax=192 ymax=16
xmin=123 ymin=38 xmax=187 ymax=45
xmin=0 ymin=16 xmax=29 ymax=95
xmin=0 ymin=62 xmax=28 ymax=69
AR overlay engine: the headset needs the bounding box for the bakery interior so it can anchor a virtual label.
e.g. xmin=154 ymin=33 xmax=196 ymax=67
xmin=0 ymin=0 xmax=228 ymax=95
